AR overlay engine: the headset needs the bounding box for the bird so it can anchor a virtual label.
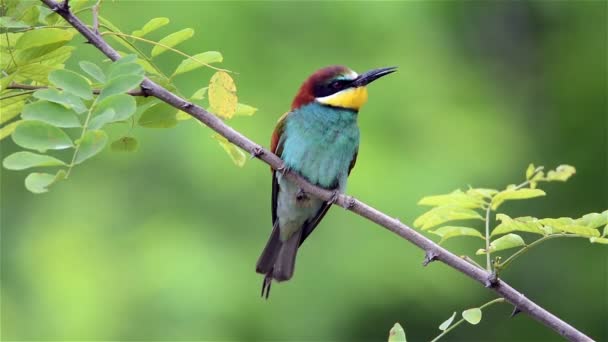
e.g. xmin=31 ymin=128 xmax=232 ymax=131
xmin=256 ymin=65 xmax=397 ymax=298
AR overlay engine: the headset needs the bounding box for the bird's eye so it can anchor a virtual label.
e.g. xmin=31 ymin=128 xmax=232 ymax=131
xmin=331 ymin=81 xmax=341 ymax=89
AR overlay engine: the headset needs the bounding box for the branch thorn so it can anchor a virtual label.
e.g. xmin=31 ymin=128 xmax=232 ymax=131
xmin=484 ymin=270 xmax=499 ymax=288
xmin=423 ymin=250 xmax=438 ymax=266
xmin=510 ymin=306 xmax=522 ymax=318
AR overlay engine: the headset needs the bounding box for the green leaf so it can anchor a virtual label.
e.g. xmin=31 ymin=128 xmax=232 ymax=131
xmin=492 ymin=214 xmax=545 ymax=237
xmin=538 ymin=218 xmax=600 ymax=237
xmin=575 ymin=211 xmax=608 ymax=229
xmin=172 ymin=51 xmax=223 ymax=76
xmin=208 ymin=71 xmax=238 ymax=119
xmin=23 ymin=45 xmax=74 ymax=66
xmin=110 ymin=136 xmax=139 ymax=152
xmin=132 ymin=17 xmax=170 ymax=38
xmin=21 ymin=100 xmax=81 ymax=128
xmin=107 ymin=55 xmax=144 ymax=80
xmin=0 ymin=16 xmax=29 ymax=28
xmin=136 ymin=58 xmax=159 ymax=75
xmin=15 ymin=28 xmax=74 ymax=49
xmin=525 ymin=163 xmax=536 ymax=180
xmin=138 ymin=103 xmax=178 ymax=128
xmin=15 ymin=63 xmax=58 ymax=83
xmin=476 ymin=233 xmax=525 ymax=255
xmin=0 ymin=120 xmax=21 ymax=140
xmin=79 ymin=61 xmax=106 ymax=83
xmin=33 ymin=89 xmax=87 ymax=114
xmin=430 ymin=226 xmax=485 ymax=244
xmin=12 ymin=120 xmax=73 ymax=152
xmin=462 ymin=308 xmax=482 ymax=325
xmin=388 ymin=323 xmax=407 ymax=342
xmin=234 ymin=103 xmax=258 ymax=116
xmin=544 ymin=165 xmax=576 ymax=182
xmin=151 ymin=28 xmax=194 ymax=57
xmin=94 ymin=94 xmax=136 ymax=122
xmin=438 ymin=312 xmax=456 ymax=331
xmin=3 ymin=151 xmax=66 ymax=170
xmin=74 ymin=130 xmax=108 ymax=164
xmin=418 ymin=189 xmax=485 ymax=209
xmin=0 ymin=73 xmax=15 ymax=91
xmin=589 ymin=237 xmax=608 ymax=244
xmin=190 ymin=87 xmax=207 ymax=100
xmin=414 ymin=205 xmax=484 ymax=230
xmin=213 ymin=134 xmax=246 ymax=167
xmin=88 ymin=109 xmax=116 ymax=130
xmin=24 ymin=170 xmax=66 ymax=194
xmin=0 ymin=97 xmax=26 ymax=124
xmin=491 ymin=188 xmax=546 ymax=210
xmin=48 ymin=69 xmax=93 ymax=100
xmin=98 ymin=74 xmax=144 ymax=101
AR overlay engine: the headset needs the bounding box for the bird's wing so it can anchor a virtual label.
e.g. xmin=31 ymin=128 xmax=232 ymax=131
xmin=299 ymin=148 xmax=359 ymax=246
xmin=271 ymin=112 xmax=290 ymax=224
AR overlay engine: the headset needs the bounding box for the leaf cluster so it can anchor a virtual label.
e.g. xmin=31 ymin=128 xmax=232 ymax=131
xmin=1 ymin=1 xmax=258 ymax=192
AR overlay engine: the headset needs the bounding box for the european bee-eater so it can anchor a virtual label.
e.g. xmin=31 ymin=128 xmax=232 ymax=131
xmin=256 ymin=65 xmax=397 ymax=298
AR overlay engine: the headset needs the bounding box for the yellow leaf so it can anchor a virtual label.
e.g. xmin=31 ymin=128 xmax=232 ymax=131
xmin=208 ymin=71 xmax=237 ymax=119
xmin=212 ymin=134 xmax=245 ymax=167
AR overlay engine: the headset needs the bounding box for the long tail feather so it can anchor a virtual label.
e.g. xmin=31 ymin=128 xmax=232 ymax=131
xmin=272 ymin=229 xmax=302 ymax=281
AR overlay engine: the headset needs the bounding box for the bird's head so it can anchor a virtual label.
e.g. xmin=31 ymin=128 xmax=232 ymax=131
xmin=291 ymin=65 xmax=397 ymax=111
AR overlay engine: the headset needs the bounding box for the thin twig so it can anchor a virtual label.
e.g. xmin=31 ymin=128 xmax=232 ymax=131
xmin=92 ymin=0 xmax=101 ymax=35
xmin=100 ymin=31 xmax=230 ymax=73
xmin=39 ymin=1 xmax=593 ymax=340
xmin=484 ymin=204 xmax=492 ymax=271
xmin=498 ymin=234 xmax=586 ymax=271
xmin=0 ymin=90 xmax=36 ymax=101
xmin=430 ymin=298 xmax=506 ymax=342
xmin=7 ymin=83 xmax=146 ymax=96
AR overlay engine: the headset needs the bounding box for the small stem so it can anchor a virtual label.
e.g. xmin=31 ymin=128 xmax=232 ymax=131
xmin=92 ymin=0 xmax=101 ymax=35
xmin=461 ymin=255 xmax=484 ymax=269
xmin=498 ymin=234 xmax=586 ymax=271
xmin=0 ymin=90 xmax=35 ymax=101
xmin=7 ymin=83 xmax=145 ymax=96
xmin=430 ymin=298 xmax=506 ymax=342
xmin=100 ymin=31 xmax=230 ymax=73
xmin=66 ymin=97 xmax=98 ymax=178
xmin=484 ymin=204 xmax=492 ymax=271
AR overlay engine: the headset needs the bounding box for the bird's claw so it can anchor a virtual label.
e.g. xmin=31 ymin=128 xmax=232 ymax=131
xmin=328 ymin=190 xmax=341 ymax=204
xmin=277 ymin=164 xmax=291 ymax=175
xmin=250 ymin=146 xmax=264 ymax=160
xmin=296 ymin=188 xmax=308 ymax=201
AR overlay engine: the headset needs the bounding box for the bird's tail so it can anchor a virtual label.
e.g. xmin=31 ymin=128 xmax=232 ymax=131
xmin=256 ymin=223 xmax=302 ymax=298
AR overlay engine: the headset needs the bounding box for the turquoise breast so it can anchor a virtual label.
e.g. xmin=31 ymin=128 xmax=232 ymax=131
xmin=281 ymin=102 xmax=360 ymax=189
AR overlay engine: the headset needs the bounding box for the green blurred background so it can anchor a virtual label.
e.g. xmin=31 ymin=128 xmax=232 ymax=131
xmin=2 ymin=1 xmax=607 ymax=341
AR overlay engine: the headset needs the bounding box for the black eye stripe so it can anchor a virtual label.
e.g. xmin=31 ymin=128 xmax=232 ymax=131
xmin=313 ymin=79 xmax=352 ymax=98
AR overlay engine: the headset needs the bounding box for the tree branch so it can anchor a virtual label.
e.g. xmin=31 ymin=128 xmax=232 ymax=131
xmin=7 ymin=83 xmax=147 ymax=96
xmin=40 ymin=1 xmax=593 ymax=340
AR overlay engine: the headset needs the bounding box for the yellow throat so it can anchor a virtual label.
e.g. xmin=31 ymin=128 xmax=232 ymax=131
xmin=316 ymin=86 xmax=369 ymax=110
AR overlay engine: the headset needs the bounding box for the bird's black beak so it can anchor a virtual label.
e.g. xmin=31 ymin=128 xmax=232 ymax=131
xmin=353 ymin=66 xmax=397 ymax=87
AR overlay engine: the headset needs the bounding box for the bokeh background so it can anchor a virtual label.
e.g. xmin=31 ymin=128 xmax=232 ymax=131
xmin=2 ymin=1 xmax=607 ymax=341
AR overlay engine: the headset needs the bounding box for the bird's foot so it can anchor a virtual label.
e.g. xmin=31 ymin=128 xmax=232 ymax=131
xmin=277 ymin=164 xmax=291 ymax=175
xmin=328 ymin=190 xmax=341 ymax=204
xmin=296 ymin=188 xmax=308 ymax=201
